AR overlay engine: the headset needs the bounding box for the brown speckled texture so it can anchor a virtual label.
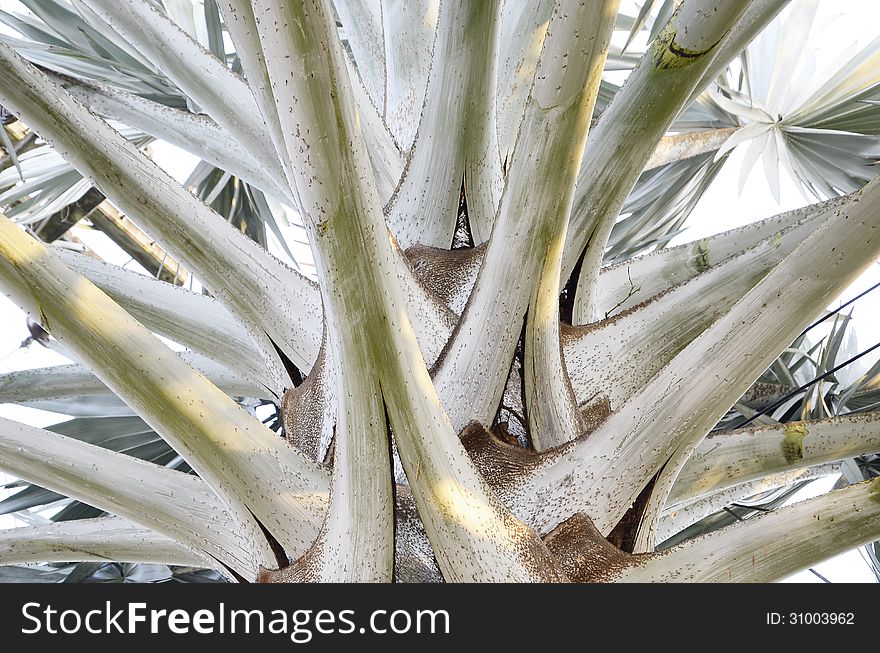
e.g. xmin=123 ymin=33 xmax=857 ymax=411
xmin=544 ymin=513 xmax=651 ymax=582
xmin=405 ymin=243 xmax=486 ymax=315
xmin=258 ymin=488 xmax=443 ymax=583
xmin=281 ymin=341 xmax=327 ymax=460
xmin=461 ymin=422 xmax=541 ymax=492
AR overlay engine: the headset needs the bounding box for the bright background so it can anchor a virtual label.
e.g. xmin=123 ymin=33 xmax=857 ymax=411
xmin=0 ymin=0 xmax=878 ymax=581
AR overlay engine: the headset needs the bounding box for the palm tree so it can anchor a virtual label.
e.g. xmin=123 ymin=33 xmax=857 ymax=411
xmin=0 ymin=0 xmax=878 ymax=583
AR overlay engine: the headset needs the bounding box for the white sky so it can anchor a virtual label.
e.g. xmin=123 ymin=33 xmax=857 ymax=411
xmin=0 ymin=0 xmax=879 ymax=581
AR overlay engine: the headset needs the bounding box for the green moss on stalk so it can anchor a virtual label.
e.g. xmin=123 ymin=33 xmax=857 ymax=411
xmin=870 ymin=477 xmax=880 ymax=506
xmin=693 ymin=238 xmax=711 ymax=273
xmin=38 ymin=306 xmax=50 ymax=332
xmin=652 ymin=25 xmax=719 ymax=70
xmin=781 ymin=423 xmax=809 ymax=463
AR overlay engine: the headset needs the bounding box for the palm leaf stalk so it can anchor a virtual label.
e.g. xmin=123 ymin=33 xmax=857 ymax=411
xmin=0 ymin=0 xmax=877 ymax=583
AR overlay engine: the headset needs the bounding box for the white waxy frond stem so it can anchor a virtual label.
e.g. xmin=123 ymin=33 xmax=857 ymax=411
xmin=0 ymin=215 xmax=330 ymax=562
xmin=671 ymin=412 xmax=880 ymax=507
xmin=657 ymin=464 xmax=840 ymax=543
xmin=0 ymin=351 xmax=268 ymax=408
xmin=385 ymin=0 xmax=502 ymax=248
xmin=79 ymin=0 xmax=289 ymax=196
xmin=0 ymin=416 xmax=272 ymax=579
xmin=0 ymin=42 xmax=322 ymax=380
xmin=333 ymin=0 xmax=386 ymax=112
xmin=564 ymin=197 xmax=841 ymax=418
xmin=505 ymin=176 xmax=880 ymax=537
xmin=380 ymin=0 xmax=437 ymax=151
xmin=53 ymin=248 xmax=275 ymax=394
xmin=58 ymin=77 xmax=287 ymax=200
xmin=0 ymin=517 xmax=213 ymax=570
xmin=565 ymin=0 xmax=752 ymax=323
xmin=254 ymin=0 xmax=562 ymax=582
xmin=615 ymin=480 xmax=880 ymax=582
xmin=592 ymin=194 xmax=846 ymax=318
xmin=434 ymin=0 xmax=620 ymax=438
